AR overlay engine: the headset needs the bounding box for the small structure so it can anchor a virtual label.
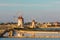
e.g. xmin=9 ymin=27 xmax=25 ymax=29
xmin=30 ymin=20 xmax=36 ymax=28
xmin=47 ymin=22 xmax=51 ymax=27
xmin=18 ymin=16 xmax=24 ymax=28
xmin=16 ymin=31 xmax=24 ymax=37
xmin=43 ymin=24 xmax=47 ymax=28
xmin=8 ymin=31 xmax=14 ymax=37
xmin=53 ymin=22 xmax=58 ymax=27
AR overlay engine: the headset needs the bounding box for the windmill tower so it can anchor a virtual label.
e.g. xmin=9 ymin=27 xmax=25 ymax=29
xmin=13 ymin=11 xmax=24 ymax=28
xmin=17 ymin=11 xmax=24 ymax=28
xmin=30 ymin=20 xmax=36 ymax=28
xmin=18 ymin=16 xmax=24 ymax=28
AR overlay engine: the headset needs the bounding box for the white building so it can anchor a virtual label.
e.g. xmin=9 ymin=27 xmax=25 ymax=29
xmin=18 ymin=16 xmax=24 ymax=28
xmin=30 ymin=20 xmax=36 ymax=28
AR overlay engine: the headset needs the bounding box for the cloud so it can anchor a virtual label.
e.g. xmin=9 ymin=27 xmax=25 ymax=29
xmin=0 ymin=4 xmax=52 ymax=7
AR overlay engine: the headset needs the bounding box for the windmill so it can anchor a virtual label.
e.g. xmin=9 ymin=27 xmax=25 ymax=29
xmin=12 ymin=11 xmax=25 ymax=28
xmin=13 ymin=11 xmax=24 ymax=23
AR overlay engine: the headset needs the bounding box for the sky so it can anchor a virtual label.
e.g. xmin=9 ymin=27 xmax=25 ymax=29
xmin=0 ymin=0 xmax=60 ymax=23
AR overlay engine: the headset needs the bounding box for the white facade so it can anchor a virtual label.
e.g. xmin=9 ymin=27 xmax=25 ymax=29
xmin=18 ymin=16 xmax=24 ymax=28
xmin=30 ymin=20 xmax=36 ymax=28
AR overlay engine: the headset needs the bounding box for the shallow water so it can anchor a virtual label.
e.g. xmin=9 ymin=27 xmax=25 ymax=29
xmin=0 ymin=38 xmax=60 ymax=40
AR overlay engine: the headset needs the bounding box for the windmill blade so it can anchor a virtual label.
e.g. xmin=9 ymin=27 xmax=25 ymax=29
xmin=31 ymin=16 xmax=36 ymax=21
xmin=16 ymin=11 xmax=24 ymax=17
xmin=13 ymin=11 xmax=24 ymax=22
xmin=13 ymin=16 xmax=18 ymax=22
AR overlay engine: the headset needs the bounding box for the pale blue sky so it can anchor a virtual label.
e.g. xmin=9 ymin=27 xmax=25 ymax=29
xmin=0 ymin=0 xmax=60 ymax=23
